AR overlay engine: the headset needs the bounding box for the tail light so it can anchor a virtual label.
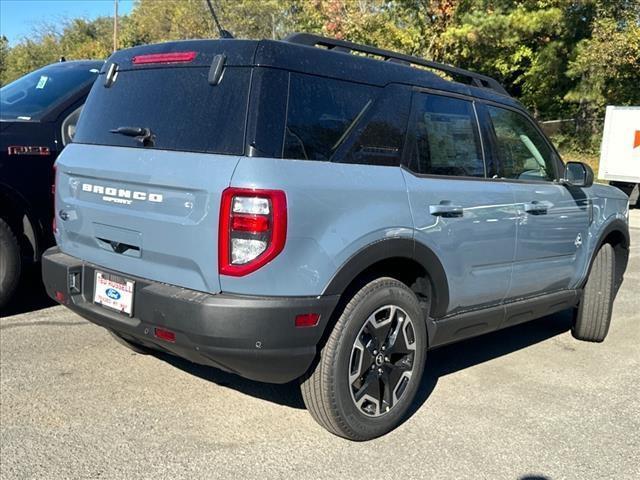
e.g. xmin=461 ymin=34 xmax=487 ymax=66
xmin=219 ymin=187 xmax=287 ymax=276
xmin=52 ymin=164 xmax=58 ymax=234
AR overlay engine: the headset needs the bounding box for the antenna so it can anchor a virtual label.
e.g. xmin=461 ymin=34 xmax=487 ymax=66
xmin=204 ymin=0 xmax=234 ymax=39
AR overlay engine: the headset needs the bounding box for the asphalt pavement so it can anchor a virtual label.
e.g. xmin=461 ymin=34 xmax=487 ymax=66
xmin=1 ymin=211 xmax=639 ymax=480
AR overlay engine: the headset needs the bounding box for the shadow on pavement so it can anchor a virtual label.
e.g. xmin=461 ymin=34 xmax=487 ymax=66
xmin=157 ymin=309 xmax=574 ymax=412
xmin=407 ymin=309 xmax=574 ymax=420
xmin=0 ymin=265 xmax=55 ymax=318
xmin=159 ymin=352 xmax=306 ymax=409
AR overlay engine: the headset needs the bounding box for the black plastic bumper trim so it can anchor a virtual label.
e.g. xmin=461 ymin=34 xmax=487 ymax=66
xmin=42 ymin=247 xmax=339 ymax=384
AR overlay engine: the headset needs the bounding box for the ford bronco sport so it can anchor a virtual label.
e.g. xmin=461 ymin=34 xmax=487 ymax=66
xmin=43 ymin=34 xmax=630 ymax=440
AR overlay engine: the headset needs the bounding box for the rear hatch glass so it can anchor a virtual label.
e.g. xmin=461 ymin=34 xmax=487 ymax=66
xmin=73 ymin=66 xmax=250 ymax=154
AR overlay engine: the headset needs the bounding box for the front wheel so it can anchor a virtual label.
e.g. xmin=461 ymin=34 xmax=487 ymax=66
xmin=572 ymin=243 xmax=615 ymax=342
xmin=301 ymin=277 xmax=427 ymax=440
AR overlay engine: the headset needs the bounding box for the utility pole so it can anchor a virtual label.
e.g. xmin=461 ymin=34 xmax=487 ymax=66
xmin=113 ymin=0 xmax=119 ymax=52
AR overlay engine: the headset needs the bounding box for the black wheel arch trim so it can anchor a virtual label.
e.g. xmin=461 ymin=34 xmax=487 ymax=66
xmin=0 ymin=183 xmax=42 ymax=259
xmin=322 ymin=237 xmax=450 ymax=318
xmin=596 ymin=218 xmax=630 ymax=249
xmin=580 ymin=218 xmax=630 ymax=288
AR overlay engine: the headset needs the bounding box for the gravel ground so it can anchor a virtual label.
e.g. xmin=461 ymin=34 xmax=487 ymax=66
xmin=1 ymin=211 xmax=639 ymax=480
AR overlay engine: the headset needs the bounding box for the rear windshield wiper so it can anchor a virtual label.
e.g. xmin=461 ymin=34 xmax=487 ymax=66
xmin=109 ymin=126 xmax=155 ymax=147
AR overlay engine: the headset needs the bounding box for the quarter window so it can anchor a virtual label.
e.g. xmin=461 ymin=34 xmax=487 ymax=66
xmin=407 ymin=94 xmax=485 ymax=177
xmin=487 ymin=106 xmax=556 ymax=181
xmin=283 ymin=74 xmax=376 ymax=161
xmin=338 ymin=85 xmax=411 ymax=167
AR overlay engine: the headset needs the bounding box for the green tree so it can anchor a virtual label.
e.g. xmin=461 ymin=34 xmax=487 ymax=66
xmin=1 ymin=34 xmax=62 ymax=85
xmin=0 ymin=36 xmax=9 ymax=85
xmin=565 ymin=3 xmax=640 ymax=148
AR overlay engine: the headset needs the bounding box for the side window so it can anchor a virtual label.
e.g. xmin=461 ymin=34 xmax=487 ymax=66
xmin=338 ymin=85 xmax=411 ymax=167
xmin=407 ymin=93 xmax=485 ymax=177
xmin=283 ymin=74 xmax=376 ymax=161
xmin=487 ymin=106 xmax=556 ymax=181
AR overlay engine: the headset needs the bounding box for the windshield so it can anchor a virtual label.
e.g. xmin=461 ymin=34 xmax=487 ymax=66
xmin=0 ymin=62 xmax=100 ymax=121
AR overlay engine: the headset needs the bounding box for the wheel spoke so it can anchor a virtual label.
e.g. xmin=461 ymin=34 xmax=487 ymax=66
xmin=381 ymin=369 xmax=394 ymax=411
xmin=367 ymin=306 xmax=395 ymax=346
xmin=354 ymin=370 xmax=382 ymax=414
xmin=361 ymin=320 xmax=381 ymax=352
xmin=351 ymin=337 xmax=379 ymax=381
xmin=386 ymin=317 xmax=416 ymax=355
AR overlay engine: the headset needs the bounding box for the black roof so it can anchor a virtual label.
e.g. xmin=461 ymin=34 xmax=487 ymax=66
xmin=106 ymin=35 xmax=522 ymax=110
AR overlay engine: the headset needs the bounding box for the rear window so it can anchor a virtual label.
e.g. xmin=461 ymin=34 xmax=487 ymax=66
xmin=73 ymin=67 xmax=250 ymax=155
xmin=283 ymin=74 xmax=376 ymax=161
xmin=0 ymin=63 xmax=99 ymax=121
xmin=406 ymin=93 xmax=484 ymax=177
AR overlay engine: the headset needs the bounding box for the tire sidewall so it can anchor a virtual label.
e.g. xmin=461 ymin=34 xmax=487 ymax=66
xmin=0 ymin=219 xmax=21 ymax=309
xmin=573 ymin=243 xmax=615 ymax=341
xmin=331 ymin=281 xmax=427 ymax=439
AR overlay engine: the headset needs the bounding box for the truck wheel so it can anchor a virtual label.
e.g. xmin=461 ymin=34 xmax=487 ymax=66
xmin=0 ymin=218 xmax=22 ymax=310
xmin=109 ymin=331 xmax=153 ymax=355
xmin=300 ymin=277 xmax=427 ymax=440
xmin=572 ymin=243 xmax=615 ymax=342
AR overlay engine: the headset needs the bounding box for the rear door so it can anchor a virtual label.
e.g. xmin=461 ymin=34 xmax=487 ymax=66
xmin=481 ymin=104 xmax=591 ymax=298
xmin=55 ymin=58 xmax=252 ymax=294
xmin=403 ymin=91 xmax=517 ymax=314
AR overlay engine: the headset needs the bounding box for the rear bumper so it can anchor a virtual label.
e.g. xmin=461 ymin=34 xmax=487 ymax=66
xmin=42 ymin=247 xmax=339 ymax=383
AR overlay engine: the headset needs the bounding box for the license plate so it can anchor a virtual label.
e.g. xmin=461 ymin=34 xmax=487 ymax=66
xmin=93 ymin=271 xmax=134 ymax=316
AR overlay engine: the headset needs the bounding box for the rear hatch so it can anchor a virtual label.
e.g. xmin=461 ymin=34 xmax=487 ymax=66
xmin=54 ymin=41 xmax=255 ymax=293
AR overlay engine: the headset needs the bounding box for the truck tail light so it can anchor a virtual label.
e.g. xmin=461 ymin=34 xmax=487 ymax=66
xmin=219 ymin=188 xmax=287 ymax=276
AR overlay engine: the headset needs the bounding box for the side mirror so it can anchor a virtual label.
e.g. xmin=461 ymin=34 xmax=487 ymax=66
xmin=563 ymin=161 xmax=594 ymax=188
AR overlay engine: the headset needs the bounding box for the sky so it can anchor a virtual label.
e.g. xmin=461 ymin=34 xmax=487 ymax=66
xmin=0 ymin=0 xmax=134 ymax=45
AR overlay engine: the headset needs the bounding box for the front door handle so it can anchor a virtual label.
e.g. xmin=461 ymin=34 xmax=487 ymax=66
xmin=429 ymin=202 xmax=464 ymax=218
xmin=523 ymin=201 xmax=548 ymax=215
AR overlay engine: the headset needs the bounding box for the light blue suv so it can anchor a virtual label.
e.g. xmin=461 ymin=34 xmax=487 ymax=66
xmin=43 ymin=34 xmax=630 ymax=440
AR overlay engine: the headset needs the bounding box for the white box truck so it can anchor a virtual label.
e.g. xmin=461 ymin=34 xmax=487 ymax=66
xmin=598 ymin=106 xmax=640 ymax=207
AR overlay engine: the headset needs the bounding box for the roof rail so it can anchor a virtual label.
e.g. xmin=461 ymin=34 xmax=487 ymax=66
xmin=285 ymin=33 xmax=509 ymax=96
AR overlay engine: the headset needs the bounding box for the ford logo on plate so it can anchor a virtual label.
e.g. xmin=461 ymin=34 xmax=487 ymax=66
xmin=105 ymin=288 xmax=121 ymax=300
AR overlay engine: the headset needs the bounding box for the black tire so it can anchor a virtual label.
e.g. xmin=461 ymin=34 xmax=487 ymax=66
xmin=572 ymin=243 xmax=615 ymax=342
xmin=0 ymin=218 xmax=22 ymax=310
xmin=300 ymin=277 xmax=427 ymax=441
xmin=109 ymin=331 xmax=153 ymax=355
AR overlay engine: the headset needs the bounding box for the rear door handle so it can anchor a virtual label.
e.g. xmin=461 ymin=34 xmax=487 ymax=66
xmin=523 ymin=201 xmax=548 ymax=215
xmin=429 ymin=203 xmax=464 ymax=218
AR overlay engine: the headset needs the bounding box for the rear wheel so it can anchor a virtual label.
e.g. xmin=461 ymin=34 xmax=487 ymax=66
xmin=572 ymin=243 xmax=615 ymax=342
xmin=301 ymin=277 xmax=427 ymax=440
xmin=0 ymin=218 xmax=22 ymax=310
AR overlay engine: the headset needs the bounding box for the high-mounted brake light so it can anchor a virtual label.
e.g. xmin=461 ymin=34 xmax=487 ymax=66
xmin=219 ymin=188 xmax=287 ymax=276
xmin=132 ymin=51 xmax=197 ymax=65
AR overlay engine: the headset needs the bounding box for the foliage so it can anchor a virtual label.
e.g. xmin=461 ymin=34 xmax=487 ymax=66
xmin=0 ymin=0 xmax=638 ymax=153
xmin=0 ymin=36 xmax=8 ymax=76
